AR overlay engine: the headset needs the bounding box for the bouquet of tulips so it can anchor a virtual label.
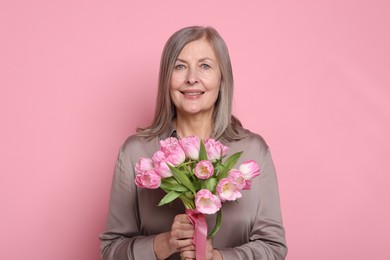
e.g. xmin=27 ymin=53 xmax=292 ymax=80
xmin=134 ymin=136 xmax=260 ymax=259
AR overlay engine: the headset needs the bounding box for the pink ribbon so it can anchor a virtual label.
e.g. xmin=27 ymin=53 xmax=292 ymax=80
xmin=186 ymin=209 xmax=207 ymax=260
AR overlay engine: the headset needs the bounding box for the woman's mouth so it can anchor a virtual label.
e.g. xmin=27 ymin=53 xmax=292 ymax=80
xmin=180 ymin=90 xmax=205 ymax=97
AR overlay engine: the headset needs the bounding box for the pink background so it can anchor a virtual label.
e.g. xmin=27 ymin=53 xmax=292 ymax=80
xmin=1 ymin=1 xmax=389 ymax=259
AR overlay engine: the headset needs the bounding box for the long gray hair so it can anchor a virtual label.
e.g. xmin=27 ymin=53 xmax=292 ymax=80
xmin=137 ymin=26 xmax=245 ymax=142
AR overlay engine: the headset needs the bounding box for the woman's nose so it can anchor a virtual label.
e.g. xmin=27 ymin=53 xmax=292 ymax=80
xmin=186 ymin=68 xmax=199 ymax=85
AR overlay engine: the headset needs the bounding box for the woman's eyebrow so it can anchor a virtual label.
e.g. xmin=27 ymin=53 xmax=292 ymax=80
xmin=199 ymin=57 xmax=215 ymax=63
xmin=175 ymin=57 xmax=215 ymax=63
xmin=175 ymin=58 xmax=188 ymax=63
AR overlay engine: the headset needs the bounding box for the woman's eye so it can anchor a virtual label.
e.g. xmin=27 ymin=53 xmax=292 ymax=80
xmin=201 ymin=64 xmax=211 ymax=69
xmin=175 ymin=64 xmax=185 ymax=70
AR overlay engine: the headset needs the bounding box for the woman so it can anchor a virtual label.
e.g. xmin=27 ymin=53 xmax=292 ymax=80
xmin=100 ymin=26 xmax=287 ymax=260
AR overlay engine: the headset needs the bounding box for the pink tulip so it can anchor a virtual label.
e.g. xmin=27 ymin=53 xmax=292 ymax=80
xmin=194 ymin=160 xmax=214 ymax=179
xmin=239 ymin=160 xmax=260 ymax=180
xmin=204 ymin=139 xmax=228 ymax=161
xmin=135 ymin=157 xmax=154 ymax=174
xmin=167 ymin=150 xmax=186 ymax=166
xmin=152 ymin=151 xmax=172 ymax=178
xmin=152 ymin=149 xmax=166 ymax=162
xmin=160 ymin=137 xmax=180 ymax=150
xmin=134 ymin=170 xmax=161 ymax=189
xmin=159 ymin=137 xmax=186 ymax=166
xmin=195 ymin=189 xmax=221 ymax=214
xmin=180 ymin=136 xmax=200 ymax=160
xmin=154 ymin=161 xmax=172 ymax=178
xmin=216 ymin=178 xmax=242 ymax=202
xmin=227 ymin=169 xmax=246 ymax=190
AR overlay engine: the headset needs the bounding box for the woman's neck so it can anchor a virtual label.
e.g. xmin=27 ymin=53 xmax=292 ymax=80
xmin=174 ymin=113 xmax=213 ymax=140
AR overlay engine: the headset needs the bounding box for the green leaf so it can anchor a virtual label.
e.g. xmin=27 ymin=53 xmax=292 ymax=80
xmin=208 ymin=209 xmax=222 ymax=238
xmin=225 ymin=151 xmax=243 ymax=169
xmin=161 ymin=177 xmax=179 ymax=185
xmin=214 ymin=163 xmax=223 ymax=176
xmin=168 ymin=164 xmax=197 ymax=195
xmin=199 ymin=139 xmax=207 ymax=161
xmin=184 ymin=191 xmax=194 ymax=200
xmin=201 ymin=177 xmax=217 ymax=192
xmin=160 ymin=178 xmax=180 ymax=193
xmin=158 ymin=190 xmax=182 ymax=206
xmin=160 ymin=182 xmax=189 ymax=192
xmin=218 ymin=151 xmax=243 ymax=180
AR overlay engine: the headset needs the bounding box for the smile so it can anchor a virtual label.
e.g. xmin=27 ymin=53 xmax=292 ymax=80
xmin=180 ymin=90 xmax=205 ymax=96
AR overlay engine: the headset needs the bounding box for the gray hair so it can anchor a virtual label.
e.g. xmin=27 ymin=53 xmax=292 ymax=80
xmin=137 ymin=26 xmax=245 ymax=142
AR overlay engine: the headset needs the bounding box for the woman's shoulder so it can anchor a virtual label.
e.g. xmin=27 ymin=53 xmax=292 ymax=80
xmin=227 ymin=127 xmax=271 ymax=162
xmin=120 ymin=133 xmax=160 ymax=158
xmin=122 ymin=133 xmax=150 ymax=146
xmin=236 ymin=127 xmax=269 ymax=149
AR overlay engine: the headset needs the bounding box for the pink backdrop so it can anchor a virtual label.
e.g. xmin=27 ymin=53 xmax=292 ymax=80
xmin=1 ymin=1 xmax=389 ymax=259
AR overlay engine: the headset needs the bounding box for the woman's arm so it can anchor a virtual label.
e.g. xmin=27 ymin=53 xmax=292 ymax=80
xmin=100 ymin=145 xmax=196 ymax=260
xmin=99 ymin=147 xmax=155 ymax=259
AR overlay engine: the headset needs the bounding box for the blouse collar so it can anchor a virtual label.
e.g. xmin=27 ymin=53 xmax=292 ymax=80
xmin=159 ymin=121 xmax=178 ymax=140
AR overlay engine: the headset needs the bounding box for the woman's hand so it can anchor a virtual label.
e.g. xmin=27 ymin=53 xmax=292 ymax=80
xmin=154 ymin=214 xmax=222 ymax=260
xmin=153 ymin=214 xmax=195 ymax=259
xmin=170 ymin=214 xmax=195 ymax=252
xmin=180 ymin=238 xmax=222 ymax=260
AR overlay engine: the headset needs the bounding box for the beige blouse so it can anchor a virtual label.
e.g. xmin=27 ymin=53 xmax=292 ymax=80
xmin=100 ymin=126 xmax=287 ymax=259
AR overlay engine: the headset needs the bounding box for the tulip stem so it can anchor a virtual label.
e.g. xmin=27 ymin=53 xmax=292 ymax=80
xmin=183 ymin=164 xmax=197 ymax=183
xmin=180 ymin=195 xmax=195 ymax=209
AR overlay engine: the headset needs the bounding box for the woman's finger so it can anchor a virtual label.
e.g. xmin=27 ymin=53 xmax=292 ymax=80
xmin=181 ymin=250 xmax=196 ymax=259
xmin=169 ymin=237 xmax=193 ymax=251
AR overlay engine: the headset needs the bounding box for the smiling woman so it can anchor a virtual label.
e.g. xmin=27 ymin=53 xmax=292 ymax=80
xmin=137 ymin=26 xmax=242 ymax=143
xmin=99 ymin=26 xmax=287 ymax=260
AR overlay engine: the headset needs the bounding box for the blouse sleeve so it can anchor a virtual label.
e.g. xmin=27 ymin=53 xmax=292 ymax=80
xmin=99 ymin=146 xmax=158 ymax=260
xmin=218 ymin=148 xmax=288 ymax=260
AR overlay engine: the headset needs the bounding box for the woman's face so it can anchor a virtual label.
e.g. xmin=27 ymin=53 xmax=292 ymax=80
xmin=170 ymin=38 xmax=221 ymax=119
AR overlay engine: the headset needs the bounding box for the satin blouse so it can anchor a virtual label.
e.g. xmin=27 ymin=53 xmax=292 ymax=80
xmin=100 ymin=125 xmax=287 ymax=259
